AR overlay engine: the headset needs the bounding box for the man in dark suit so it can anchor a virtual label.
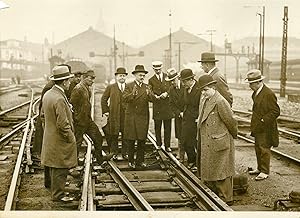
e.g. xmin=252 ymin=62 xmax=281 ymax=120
xmin=101 ymin=67 xmax=128 ymax=160
xmin=180 ymin=69 xmax=200 ymax=169
xmin=166 ymin=67 xmax=185 ymax=162
xmin=148 ymin=61 xmax=173 ymax=152
xmin=70 ymin=70 xmax=112 ymax=165
xmin=66 ymin=71 xmax=82 ymax=100
xmin=123 ymin=65 xmax=152 ymax=168
xmin=41 ymin=65 xmax=76 ymax=202
xmin=198 ymin=52 xmax=233 ymax=107
xmin=246 ymin=69 xmax=280 ymax=181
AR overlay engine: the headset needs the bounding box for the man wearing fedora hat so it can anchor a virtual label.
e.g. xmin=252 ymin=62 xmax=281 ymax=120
xmin=66 ymin=70 xmax=83 ymax=100
xmin=180 ymin=68 xmax=200 ymax=170
xmin=101 ymin=67 xmax=128 ymax=160
xmin=198 ymin=52 xmax=233 ymax=107
xmin=123 ymin=65 xmax=152 ymax=168
xmin=41 ymin=65 xmax=77 ymax=202
xmin=71 ymin=70 xmax=113 ymax=165
xmin=245 ymin=69 xmax=280 ymax=181
xmin=149 ymin=61 xmax=173 ymax=152
xmin=166 ymin=67 xmax=185 ymax=162
xmin=197 ymin=74 xmax=237 ymax=204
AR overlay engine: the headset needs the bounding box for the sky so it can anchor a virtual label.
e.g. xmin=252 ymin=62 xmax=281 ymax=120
xmin=0 ymin=0 xmax=299 ymax=47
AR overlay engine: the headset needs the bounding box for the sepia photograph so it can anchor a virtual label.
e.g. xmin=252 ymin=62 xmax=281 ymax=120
xmin=0 ymin=0 xmax=300 ymax=217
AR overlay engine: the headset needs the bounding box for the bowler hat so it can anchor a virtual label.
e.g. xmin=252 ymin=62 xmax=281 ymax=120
xmin=245 ymin=69 xmax=265 ymax=83
xmin=180 ymin=69 xmax=194 ymax=81
xmin=165 ymin=68 xmax=179 ymax=81
xmin=152 ymin=61 xmax=163 ymax=70
xmin=115 ymin=67 xmax=128 ymax=75
xmin=49 ymin=65 xmax=74 ymax=81
xmin=198 ymin=52 xmax=219 ymax=63
xmin=198 ymin=74 xmax=217 ymax=90
xmin=132 ymin=65 xmax=148 ymax=74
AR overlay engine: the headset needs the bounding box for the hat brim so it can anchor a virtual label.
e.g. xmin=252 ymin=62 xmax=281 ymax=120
xmin=180 ymin=75 xmax=195 ymax=81
xmin=197 ymin=60 xmax=219 ymax=63
xmin=115 ymin=72 xmax=128 ymax=75
xmin=132 ymin=70 xmax=148 ymax=74
xmin=165 ymin=74 xmax=180 ymax=81
xmin=199 ymin=80 xmax=217 ymax=90
xmin=245 ymin=76 xmax=265 ymax=83
xmin=49 ymin=74 xmax=74 ymax=81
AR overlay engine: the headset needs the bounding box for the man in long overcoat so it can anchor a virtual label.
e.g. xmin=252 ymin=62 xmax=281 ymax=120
xmin=123 ymin=65 xmax=152 ymax=168
xmin=148 ymin=61 xmax=173 ymax=151
xmin=101 ymin=67 xmax=128 ymax=159
xmin=180 ymin=69 xmax=200 ymax=169
xmin=198 ymin=52 xmax=233 ymax=107
xmin=41 ymin=65 xmax=77 ymax=202
xmin=166 ymin=67 xmax=185 ymax=161
xmin=246 ymin=69 xmax=280 ymax=180
xmin=197 ymin=74 xmax=237 ymax=204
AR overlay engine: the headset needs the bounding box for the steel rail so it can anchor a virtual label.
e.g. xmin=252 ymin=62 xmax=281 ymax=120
xmin=107 ymin=161 xmax=154 ymax=211
xmin=238 ymin=134 xmax=300 ymax=165
xmin=147 ymin=131 xmax=233 ymax=211
xmin=0 ymin=100 xmax=31 ymax=116
xmin=4 ymin=89 xmax=35 ymax=211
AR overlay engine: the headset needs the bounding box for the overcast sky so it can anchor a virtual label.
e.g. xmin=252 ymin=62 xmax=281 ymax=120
xmin=0 ymin=0 xmax=299 ymax=47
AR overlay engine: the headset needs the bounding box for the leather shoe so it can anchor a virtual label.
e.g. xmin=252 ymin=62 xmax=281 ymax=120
xmin=112 ymin=154 xmax=118 ymax=160
xmin=249 ymin=169 xmax=260 ymax=175
xmin=137 ymin=162 xmax=147 ymax=168
xmin=69 ymin=169 xmax=81 ymax=178
xmin=103 ymin=153 xmax=113 ymax=161
xmin=255 ymin=172 xmax=268 ymax=181
xmin=128 ymin=162 xmax=135 ymax=168
xmin=122 ymin=154 xmax=128 ymax=160
xmin=60 ymin=196 xmax=74 ymax=202
xmin=166 ymin=147 xmax=172 ymax=152
xmin=187 ymin=163 xmax=195 ymax=169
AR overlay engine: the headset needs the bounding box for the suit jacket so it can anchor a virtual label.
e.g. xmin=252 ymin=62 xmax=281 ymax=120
xmin=101 ymin=83 xmax=126 ymax=135
xmin=251 ymin=84 xmax=280 ymax=147
xmin=66 ymin=78 xmax=79 ymax=100
xmin=41 ymin=86 xmax=77 ymax=168
xmin=210 ymin=68 xmax=233 ymax=106
xmin=197 ymin=91 xmax=237 ymax=181
xmin=70 ymin=82 xmax=92 ymax=127
xmin=123 ymin=81 xmax=151 ymax=140
xmin=169 ymin=84 xmax=185 ymax=118
xmin=183 ymin=82 xmax=201 ymax=122
xmin=148 ymin=73 xmax=173 ymax=120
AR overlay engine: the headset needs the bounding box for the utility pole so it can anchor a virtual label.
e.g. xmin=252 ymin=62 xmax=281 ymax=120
xmin=113 ymin=25 xmax=117 ymax=73
xmin=175 ymin=41 xmax=200 ymax=71
xmin=280 ymin=6 xmax=288 ymax=97
xmin=198 ymin=30 xmax=216 ymax=52
xmin=169 ymin=10 xmax=172 ymax=68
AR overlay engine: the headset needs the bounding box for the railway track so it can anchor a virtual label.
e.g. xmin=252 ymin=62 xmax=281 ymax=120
xmin=234 ymin=109 xmax=300 ymax=166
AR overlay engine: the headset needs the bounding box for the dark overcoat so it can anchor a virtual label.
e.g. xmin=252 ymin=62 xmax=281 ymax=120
xmin=250 ymin=84 xmax=280 ymax=147
xmin=196 ymin=91 xmax=237 ymax=181
xmin=41 ymin=86 xmax=77 ymax=168
xmin=210 ymin=68 xmax=233 ymax=106
xmin=101 ymin=83 xmax=126 ymax=135
xmin=123 ymin=81 xmax=151 ymax=140
xmin=70 ymin=82 xmax=92 ymax=127
xmin=148 ymin=73 xmax=173 ymax=120
xmin=181 ymin=82 xmax=201 ymax=142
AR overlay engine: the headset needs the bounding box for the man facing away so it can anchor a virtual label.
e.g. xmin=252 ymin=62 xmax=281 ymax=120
xmin=70 ymin=70 xmax=112 ymax=165
xmin=148 ymin=61 xmax=173 ymax=152
xmin=246 ymin=69 xmax=280 ymax=181
xmin=198 ymin=52 xmax=233 ymax=107
xmin=41 ymin=65 xmax=77 ymax=202
xmin=101 ymin=67 xmax=128 ymax=160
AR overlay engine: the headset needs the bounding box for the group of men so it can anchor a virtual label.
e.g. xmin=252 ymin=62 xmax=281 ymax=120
xmin=38 ymin=51 xmax=280 ymax=205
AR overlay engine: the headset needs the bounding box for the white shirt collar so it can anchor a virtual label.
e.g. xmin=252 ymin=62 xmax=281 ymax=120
xmin=117 ymin=82 xmax=125 ymax=89
xmin=207 ymin=66 xmax=217 ymax=75
xmin=156 ymin=73 xmax=163 ymax=80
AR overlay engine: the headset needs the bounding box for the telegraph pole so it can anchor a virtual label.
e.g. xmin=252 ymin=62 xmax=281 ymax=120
xmin=168 ymin=10 xmax=172 ymax=68
xmin=113 ymin=25 xmax=117 ymax=72
xmin=280 ymin=6 xmax=288 ymax=97
xmin=261 ymin=6 xmax=265 ymax=75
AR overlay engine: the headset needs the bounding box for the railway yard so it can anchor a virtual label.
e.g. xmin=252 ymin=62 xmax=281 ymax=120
xmin=0 ymin=82 xmax=300 ymax=214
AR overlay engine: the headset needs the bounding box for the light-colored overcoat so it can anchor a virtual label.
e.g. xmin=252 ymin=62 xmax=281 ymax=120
xmin=41 ymin=86 xmax=77 ymax=168
xmin=196 ymin=91 xmax=237 ymax=181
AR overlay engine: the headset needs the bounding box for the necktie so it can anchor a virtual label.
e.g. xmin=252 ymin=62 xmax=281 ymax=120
xmin=121 ymin=84 xmax=124 ymax=92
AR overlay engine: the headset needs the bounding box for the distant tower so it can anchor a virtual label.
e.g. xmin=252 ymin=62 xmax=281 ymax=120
xmin=95 ymin=9 xmax=106 ymax=33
